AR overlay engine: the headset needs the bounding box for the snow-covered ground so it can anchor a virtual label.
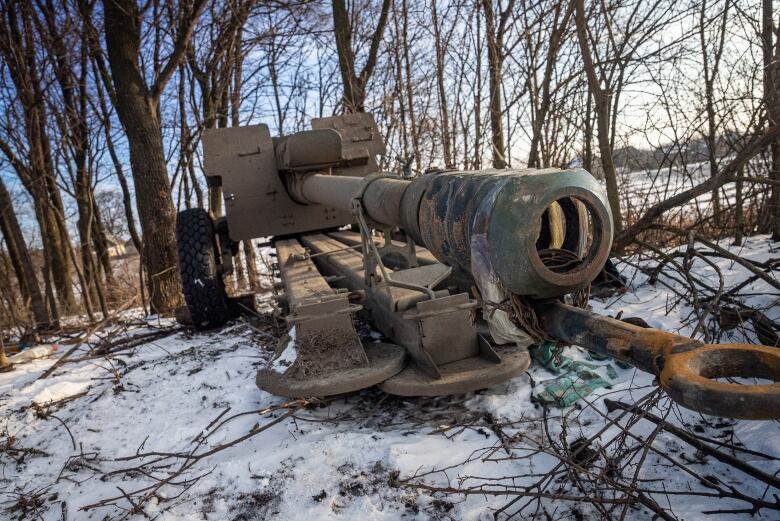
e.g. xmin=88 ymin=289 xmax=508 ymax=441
xmin=1 ymin=236 xmax=778 ymax=520
xmin=617 ymin=159 xmax=766 ymax=225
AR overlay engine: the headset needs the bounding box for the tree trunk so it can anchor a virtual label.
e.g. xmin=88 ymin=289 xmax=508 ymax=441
xmin=473 ymin=4 xmax=483 ymax=170
xmin=0 ymin=1 xmax=77 ymax=314
xmin=76 ymin=189 xmax=100 ymax=315
xmin=0 ymin=176 xmax=50 ymax=329
xmin=528 ymin=2 xmax=574 ymax=168
xmin=332 ymin=0 xmax=360 ymax=111
xmin=699 ymin=0 xmax=728 ymax=228
xmin=235 ymin=247 xmax=246 ymax=291
xmin=0 ymin=332 xmax=9 ymax=369
xmin=575 ymin=0 xmax=622 ymax=235
xmin=401 ymin=0 xmax=421 ymax=173
xmin=331 ymin=0 xmax=391 ymax=113
xmin=103 ymin=0 xmax=183 ymax=314
xmin=584 ymin=90 xmax=593 ymax=172
xmin=92 ymin=61 xmax=144 ymax=256
xmin=39 ymin=128 xmax=78 ymax=313
xmin=733 ymin=166 xmax=744 ymax=245
xmin=38 ymin=193 xmax=77 ymax=313
xmin=391 ymin=4 xmax=410 ymax=161
xmin=431 ymin=0 xmax=453 ymax=169
xmin=243 ymin=240 xmax=260 ymax=291
xmin=38 ymin=0 xmax=109 ymax=314
xmin=482 ymin=0 xmax=507 ymax=169
xmin=41 ymin=248 xmax=60 ymax=325
xmin=91 ymin=209 xmax=116 ymax=290
xmin=764 ymin=0 xmax=780 ymax=240
xmin=770 ymin=142 xmax=780 ymax=239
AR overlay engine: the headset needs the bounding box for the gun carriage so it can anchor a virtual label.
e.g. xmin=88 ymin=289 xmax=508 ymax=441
xmin=174 ymin=113 xmax=780 ymax=420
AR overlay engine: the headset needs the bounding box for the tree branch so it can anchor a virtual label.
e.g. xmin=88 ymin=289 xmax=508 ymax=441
xmin=150 ymin=0 xmax=208 ymax=101
xmin=359 ymin=0 xmax=392 ymax=87
xmin=614 ymin=124 xmax=780 ymax=251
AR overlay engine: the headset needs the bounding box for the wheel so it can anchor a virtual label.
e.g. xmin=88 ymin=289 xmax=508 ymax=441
xmin=176 ymin=208 xmax=229 ymax=329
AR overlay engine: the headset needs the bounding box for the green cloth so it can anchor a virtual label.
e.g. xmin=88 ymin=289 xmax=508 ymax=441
xmin=530 ymin=342 xmax=619 ymax=408
xmin=585 ymin=349 xmax=632 ymax=369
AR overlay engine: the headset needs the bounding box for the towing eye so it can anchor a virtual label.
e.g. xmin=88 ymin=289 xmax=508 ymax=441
xmin=535 ymin=302 xmax=780 ymax=419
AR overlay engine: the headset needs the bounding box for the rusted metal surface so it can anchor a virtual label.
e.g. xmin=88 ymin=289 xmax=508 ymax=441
xmin=535 ymin=301 xmax=780 ymax=419
xmin=414 ymin=169 xmax=613 ymax=297
xmin=294 ymin=168 xmax=613 ymax=299
xmin=661 ymin=344 xmax=780 ymax=419
xmin=533 ymin=301 xmax=700 ymax=374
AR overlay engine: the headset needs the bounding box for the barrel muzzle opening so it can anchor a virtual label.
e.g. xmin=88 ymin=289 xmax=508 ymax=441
xmin=531 ymin=192 xmax=612 ymax=293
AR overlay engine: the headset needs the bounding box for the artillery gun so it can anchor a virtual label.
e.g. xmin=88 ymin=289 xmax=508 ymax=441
xmin=175 ymin=113 xmax=780 ymax=420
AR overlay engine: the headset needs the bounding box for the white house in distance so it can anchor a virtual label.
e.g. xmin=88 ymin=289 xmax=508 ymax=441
xmin=105 ymin=234 xmax=126 ymax=258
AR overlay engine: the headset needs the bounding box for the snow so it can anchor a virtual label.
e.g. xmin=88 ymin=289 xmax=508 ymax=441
xmin=271 ymin=326 xmax=297 ymax=373
xmin=618 ymin=158 xmax=765 ymax=226
xmin=7 ymin=345 xmax=61 ymax=364
xmin=1 ymin=237 xmax=778 ymax=520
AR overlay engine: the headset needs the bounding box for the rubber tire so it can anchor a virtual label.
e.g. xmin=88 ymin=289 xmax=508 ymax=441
xmin=176 ymin=208 xmax=230 ymax=329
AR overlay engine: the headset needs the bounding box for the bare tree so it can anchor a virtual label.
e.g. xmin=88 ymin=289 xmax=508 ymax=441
xmin=35 ymin=0 xmax=111 ymax=317
xmin=526 ymin=0 xmax=575 ymax=168
xmin=77 ymin=0 xmax=144 ymax=260
xmin=431 ymin=0 xmax=455 ymax=169
xmin=101 ymin=0 xmax=207 ymax=313
xmin=574 ymin=0 xmax=622 ymax=234
xmin=331 ymin=0 xmax=392 ymax=112
xmin=0 ymin=0 xmax=78 ymax=314
xmin=698 ymin=0 xmax=730 ymax=228
xmin=0 ymin=175 xmax=50 ymax=329
xmin=482 ymin=0 xmax=515 ymax=169
xmin=763 ymin=0 xmax=780 ymax=240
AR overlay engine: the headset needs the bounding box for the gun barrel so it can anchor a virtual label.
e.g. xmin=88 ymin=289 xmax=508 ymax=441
xmin=289 ymin=169 xmax=614 ymax=298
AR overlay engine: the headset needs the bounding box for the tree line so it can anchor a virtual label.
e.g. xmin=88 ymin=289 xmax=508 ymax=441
xmin=0 ymin=0 xmax=778 ymax=336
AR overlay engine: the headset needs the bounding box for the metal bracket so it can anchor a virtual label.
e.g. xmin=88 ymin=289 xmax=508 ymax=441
xmin=351 ymin=197 xmax=451 ymax=301
xmin=376 ymin=228 xmax=418 ymax=269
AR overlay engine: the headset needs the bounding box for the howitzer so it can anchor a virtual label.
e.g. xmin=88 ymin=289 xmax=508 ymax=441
xmin=175 ymin=113 xmax=780 ymax=419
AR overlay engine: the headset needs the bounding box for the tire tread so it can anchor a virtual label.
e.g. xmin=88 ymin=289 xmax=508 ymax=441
xmin=176 ymin=208 xmax=229 ymax=329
